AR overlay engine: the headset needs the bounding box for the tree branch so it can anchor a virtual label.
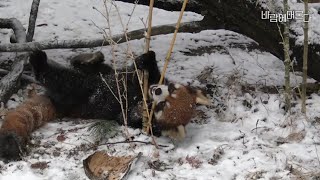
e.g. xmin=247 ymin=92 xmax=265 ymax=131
xmin=0 ymin=18 xmax=27 ymax=103
xmin=0 ymin=18 xmax=26 ymax=43
xmin=0 ymin=0 xmax=40 ymax=103
xmin=0 ymin=69 xmax=38 ymax=84
xmin=0 ymin=54 xmax=26 ymax=103
xmin=26 ymin=0 xmax=40 ymax=42
xmin=0 ymin=21 xmax=203 ymax=52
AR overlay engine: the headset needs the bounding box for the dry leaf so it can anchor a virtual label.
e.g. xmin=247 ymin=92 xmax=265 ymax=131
xmin=83 ymin=151 xmax=142 ymax=180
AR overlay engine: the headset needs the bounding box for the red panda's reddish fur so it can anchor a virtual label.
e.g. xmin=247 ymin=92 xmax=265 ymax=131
xmin=150 ymin=83 xmax=211 ymax=140
xmin=0 ymin=94 xmax=56 ymax=144
xmin=157 ymin=85 xmax=196 ymax=129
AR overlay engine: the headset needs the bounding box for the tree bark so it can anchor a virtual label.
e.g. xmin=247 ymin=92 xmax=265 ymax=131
xmin=301 ymin=0 xmax=309 ymax=114
xmin=26 ymin=0 xmax=40 ymax=42
xmin=0 ymin=21 xmax=203 ymax=52
xmin=198 ymin=0 xmax=320 ymax=82
xmin=284 ymin=0 xmax=291 ymax=112
xmin=0 ymin=18 xmax=27 ymax=43
xmin=0 ymin=69 xmax=38 ymax=84
xmin=0 ymin=18 xmax=27 ymax=103
xmin=115 ymin=0 xmax=201 ymax=14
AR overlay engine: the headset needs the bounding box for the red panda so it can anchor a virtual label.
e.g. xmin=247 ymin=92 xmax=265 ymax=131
xmin=149 ymin=83 xmax=211 ymax=140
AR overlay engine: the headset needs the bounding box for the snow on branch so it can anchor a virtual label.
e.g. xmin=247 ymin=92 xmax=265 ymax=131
xmin=0 ymin=21 xmax=203 ymax=52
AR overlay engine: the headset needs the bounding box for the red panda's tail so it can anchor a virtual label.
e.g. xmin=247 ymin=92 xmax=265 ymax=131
xmin=0 ymin=95 xmax=56 ymax=161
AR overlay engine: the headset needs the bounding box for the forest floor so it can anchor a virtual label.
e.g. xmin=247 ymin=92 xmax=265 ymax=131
xmin=0 ymin=0 xmax=320 ymax=180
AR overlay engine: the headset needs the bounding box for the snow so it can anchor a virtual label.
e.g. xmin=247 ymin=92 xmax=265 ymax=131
xmin=1 ymin=0 xmax=320 ymax=180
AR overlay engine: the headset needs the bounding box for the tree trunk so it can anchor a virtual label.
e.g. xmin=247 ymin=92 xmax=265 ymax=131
xmin=284 ymin=0 xmax=291 ymax=113
xmin=301 ymin=0 xmax=309 ymax=114
xmin=116 ymin=0 xmax=320 ymax=82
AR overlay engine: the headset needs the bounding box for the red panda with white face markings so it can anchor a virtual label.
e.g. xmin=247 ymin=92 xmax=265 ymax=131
xmin=149 ymin=83 xmax=211 ymax=140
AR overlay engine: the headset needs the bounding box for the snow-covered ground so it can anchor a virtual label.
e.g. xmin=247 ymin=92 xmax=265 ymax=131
xmin=1 ymin=0 xmax=320 ymax=180
xmin=258 ymin=0 xmax=320 ymax=45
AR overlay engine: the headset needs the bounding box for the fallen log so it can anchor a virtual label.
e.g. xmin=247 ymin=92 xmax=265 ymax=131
xmin=242 ymin=83 xmax=320 ymax=96
xmin=115 ymin=0 xmax=202 ymax=13
xmin=0 ymin=21 xmax=203 ymax=52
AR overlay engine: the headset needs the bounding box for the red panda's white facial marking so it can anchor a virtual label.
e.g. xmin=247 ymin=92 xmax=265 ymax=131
xmin=171 ymin=94 xmax=177 ymax=98
xmin=154 ymin=110 xmax=163 ymax=120
xmin=149 ymin=84 xmax=169 ymax=103
xmin=174 ymin=84 xmax=181 ymax=89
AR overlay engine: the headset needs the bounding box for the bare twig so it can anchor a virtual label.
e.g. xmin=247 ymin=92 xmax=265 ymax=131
xmin=109 ymin=1 xmax=157 ymax=145
xmin=109 ymin=1 xmax=154 ymax=143
xmin=100 ymin=140 xmax=169 ymax=148
xmin=99 ymin=73 xmax=120 ymax=103
xmin=145 ymin=0 xmax=154 ymax=51
xmin=142 ymin=0 xmax=154 ymax=133
xmin=101 ymin=0 xmax=135 ymax=140
xmin=0 ymin=21 xmax=203 ymax=52
xmin=26 ymin=0 xmax=41 ymax=42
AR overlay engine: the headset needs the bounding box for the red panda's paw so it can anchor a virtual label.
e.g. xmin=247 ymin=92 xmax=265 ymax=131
xmin=162 ymin=125 xmax=186 ymax=141
xmin=195 ymin=89 xmax=212 ymax=106
xmin=0 ymin=131 xmax=24 ymax=161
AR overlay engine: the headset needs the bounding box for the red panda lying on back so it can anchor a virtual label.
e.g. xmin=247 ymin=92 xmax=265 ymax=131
xmin=149 ymin=83 xmax=211 ymax=140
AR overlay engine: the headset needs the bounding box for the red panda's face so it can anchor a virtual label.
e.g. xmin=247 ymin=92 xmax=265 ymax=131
xmin=149 ymin=83 xmax=182 ymax=103
xmin=149 ymin=84 xmax=170 ymax=103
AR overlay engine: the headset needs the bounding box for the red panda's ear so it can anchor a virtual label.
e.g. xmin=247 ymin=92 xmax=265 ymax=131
xmin=149 ymin=84 xmax=157 ymax=99
xmin=29 ymin=50 xmax=48 ymax=70
xmin=168 ymin=83 xmax=176 ymax=94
